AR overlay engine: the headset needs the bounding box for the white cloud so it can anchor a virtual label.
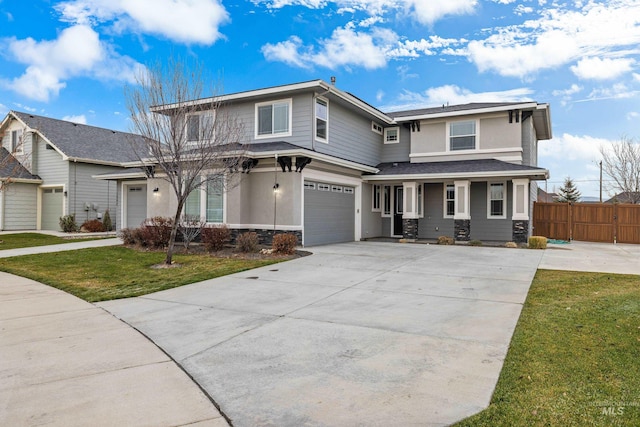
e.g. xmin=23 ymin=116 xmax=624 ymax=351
xmin=387 ymin=36 xmax=462 ymax=58
xmin=539 ymin=133 xmax=610 ymax=162
xmin=402 ymin=0 xmax=477 ymax=25
xmin=56 ymin=0 xmax=229 ymax=45
xmin=627 ymin=111 xmax=639 ymax=120
xmin=552 ymin=84 xmax=583 ymax=105
xmin=62 ymin=114 xmax=87 ymax=124
xmin=2 ymin=25 xmax=143 ymax=102
xmin=570 ymin=57 xmax=635 ymax=80
xmin=12 ymin=103 xmax=37 ymax=112
xmin=382 ymin=85 xmax=534 ymax=111
xmin=263 ymin=26 xmax=394 ymax=69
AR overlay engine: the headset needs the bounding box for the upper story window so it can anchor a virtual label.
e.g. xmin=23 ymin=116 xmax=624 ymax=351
xmin=315 ymin=97 xmax=328 ymax=142
xmin=9 ymin=129 xmax=23 ymax=154
xmin=186 ymin=112 xmax=214 ymax=142
xmin=384 ymin=127 xmax=399 ymax=144
xmin=488 ymin=182 xmax=506 ymax=219
xmin=449 ymin=120 xmax=476 ymax=151
xmin=256 ymin=99 xmax=292 ymax=138
xmin=371 ymin=121 xmax=383 ymax=135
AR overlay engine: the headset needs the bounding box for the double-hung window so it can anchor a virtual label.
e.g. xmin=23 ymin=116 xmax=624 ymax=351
xmin=449 ymin=120 xmax=476 ymax=151
xmin=186 ymin=112 xmax=214 ymax=142
xmin=488 ymin=182 xmax=506 ymax=218
xmin=184 ymin=188 xmax=201 ymax=219
xmin=444 ymin=184 xmax=455 ymax=218
xmin=10 ymin=129 xmax=23 ymax=154
xmin=315 ymin=97 xmax=328 ymax=142
xmin=206 ymin=176 xmax=224 ymax=223
xmin=256 ymin=99 xmax=291 ymax=138
xmin=384 ymin=127 xmax=399 ymax=144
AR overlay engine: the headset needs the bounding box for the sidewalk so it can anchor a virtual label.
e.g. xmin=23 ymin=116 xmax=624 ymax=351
xmin=0 ymin=271 xmax=228 ymax=426
xmin=0 ymin=237 xmax=123 ymax=258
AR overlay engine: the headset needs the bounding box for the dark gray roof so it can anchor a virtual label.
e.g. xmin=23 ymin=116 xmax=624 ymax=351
xmin=247 ymin=141 xmax=301 ymax=152
xmin=369 ymin=159 xmax=547 ymax=177
xmin=605 ymin=192 xmax=640 ymax=204
xmin=0 ymin=147 xmax=40 ymax=180
xmin=12 ymin=111 xmax=147 ymax=163
xmin=386 ymin=102 xmax=528 ymax=119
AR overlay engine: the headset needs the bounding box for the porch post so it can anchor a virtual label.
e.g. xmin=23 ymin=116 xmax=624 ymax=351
xmin=402 ymin=181 xmax=419 ymax=240
xmin=512 ymin=178 xmax=530 ymax=243
xmin=453 ymin=180 xmax=471 ymax=241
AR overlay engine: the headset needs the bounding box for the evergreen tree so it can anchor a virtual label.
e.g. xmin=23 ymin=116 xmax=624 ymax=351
xmin=557 ymin=177 xmax=581 ymax=202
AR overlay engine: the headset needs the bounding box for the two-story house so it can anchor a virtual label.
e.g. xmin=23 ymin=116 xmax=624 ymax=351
xmin=0 ymin=111 xmax=145 ymax=231
xmin=104 ymin=80 xmax=551 ymax=246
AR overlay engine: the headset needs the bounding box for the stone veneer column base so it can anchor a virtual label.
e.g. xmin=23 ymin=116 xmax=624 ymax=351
xmin=402 ymin=218 xmax=419 ymax=240
xmin=454 ymin=219 xmax=471 ymax=241
xmin=512 ymin=220 xmax=529 ymax=244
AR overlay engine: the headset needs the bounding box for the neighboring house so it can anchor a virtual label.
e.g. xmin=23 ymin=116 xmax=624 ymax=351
xmin=537 ymin=188 xmax=559 ymax=203
xmin=0 ymin=111 xmax=145 ymax=231
xmin=605 ymin=192 xmax=640 ymax=204
xmin=102 ymin=79 xmax=551 ymax=245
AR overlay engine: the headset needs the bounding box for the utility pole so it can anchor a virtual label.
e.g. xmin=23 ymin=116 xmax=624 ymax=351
xmin=599 ymin=160 xmax=603 ymax=203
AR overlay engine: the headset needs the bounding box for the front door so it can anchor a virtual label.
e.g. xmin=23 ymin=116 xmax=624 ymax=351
xmin=393 ymin=185 xmax=403 ymax=237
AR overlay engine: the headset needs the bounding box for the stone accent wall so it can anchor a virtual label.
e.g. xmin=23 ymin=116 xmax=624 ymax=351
xmin=402 ymin=218 xmax=419 ymax=240
xmin=454 ymin=219 xmax=471 ymax=241
xmin=512 ymin=220 xmax=529 ymax=244
xmin=230 ymin=228 xmax=302 ymax=246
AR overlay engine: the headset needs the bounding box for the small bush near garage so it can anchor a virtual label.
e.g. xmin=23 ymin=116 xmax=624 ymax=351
xmin=528 ymin=236 xmax=547 ymax=249
xmin=272 ymin=233 xmax=298 ymax=255
xmin=201 ymin=225 xmax=231 ymax=252
xmin=236 ymin=231 xmax=259 ymax=253
xmin=59 ymin=214 xmax=79 ymax=232
xmin=437 ymin=236 xmax=454 ymax=245
xmin=139 ymin=217 xmax=174 ymax=249
xmin=102 ymin=209 xmax=113 ymax=231
xmin=81 ymin=219 xmax=106 ymax=232
xmin=468 ymin=239 xmax=483 ymax=246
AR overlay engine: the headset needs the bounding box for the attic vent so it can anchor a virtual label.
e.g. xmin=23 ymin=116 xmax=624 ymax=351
xmin=46 ymin=144 xmax=54 ymax=150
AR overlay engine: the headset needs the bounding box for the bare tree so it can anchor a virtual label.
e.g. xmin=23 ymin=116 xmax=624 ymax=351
xmin=600 ymin=136 xmax=640 ymax=204
xmin=126 ymin=57 xmax=245 ymax=265
xmin=1 ymin=130 xmax=33 ymax=192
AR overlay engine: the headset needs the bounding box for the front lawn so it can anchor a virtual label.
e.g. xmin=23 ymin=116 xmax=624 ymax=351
xmin=455 ymin=269 xmax=640 ymax=426
xmin=0 ymin=233 xmax=107 ymax=250
xmin=0 ymin=246 xmax=280 ymax=302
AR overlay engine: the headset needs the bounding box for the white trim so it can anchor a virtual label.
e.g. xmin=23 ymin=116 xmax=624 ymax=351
xmin=512 ymin=178 xmax=530 ymax=220
xmin=446 ymin=119 xmax=479 ymax=152
xmin=372 ymin=184 xmax=381 ymax=212
xmin=371 ymin=121 xmax=383 ymax=135
xmin=487 ymin=181 xmax=507 ymax=219
xmin=443 ymin=183 xmax=455 ymax=218
xmin=315 ymin=96 xmax=328 ymax=144
xmin=382 ymin=185 xmax=391 ymax=218
xmin=363 ymin=168 xmax=549 ymax=181
xmin=93 ymin=171 xmax=148 ymax=180
xmin=384 ymin=126 xmax=399 ymax=144
xmin=409 ymin=147 xmax=523 ymax=158
xmin=121 ymin=180 xmax=147 ymax=229
xmin=38 ymin=184 xmax=67 ymax=230
xmin=255 ymin=98 xmax=293 ymax=139
xmin=391 ymin=102 xmax=539 ymax=121
xmin=453 ymin=180 xmax=470 ymax=220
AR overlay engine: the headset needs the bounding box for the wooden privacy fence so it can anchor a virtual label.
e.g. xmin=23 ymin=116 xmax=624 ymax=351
xmin=533 ymin=202 xmax=640 ymax=244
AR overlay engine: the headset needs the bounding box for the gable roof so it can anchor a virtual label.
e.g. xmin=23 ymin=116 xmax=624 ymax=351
xmin=0 ymin=147 xmax=41 ymax=182
xmin=8 ymin=111 xmax=147 ymax=165
xmin=364 ymin=159 xmax=549 ymax=181
xmin=605 ymin=192 xmax=640 ymax=204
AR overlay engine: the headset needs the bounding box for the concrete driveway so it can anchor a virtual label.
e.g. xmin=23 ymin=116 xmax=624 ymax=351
xmin=99 ymin=242 xmax=543 ymax=427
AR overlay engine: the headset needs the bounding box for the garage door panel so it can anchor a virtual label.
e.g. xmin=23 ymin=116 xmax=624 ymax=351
xmin=304 ymin=181 xmax=354 ymax=246
xmin=126 ymin=185 xmax=147 ymax=228
xmin=41 ymin=187 xmax=63 ymax=231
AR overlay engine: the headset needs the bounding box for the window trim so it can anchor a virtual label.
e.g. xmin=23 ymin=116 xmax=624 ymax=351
xmin=255 ymin=98 xmax=293 ymax=139
xmin=383 ymin=126 xmax=399 ymax=144
xmin=185 ymin=112 xmax=214 ymax=143
xmin=487 ymin=181 xmax=507 ymax=219
xmin=371 ymin=121 xmax=383 ymax=135
xmin=382 ymin=185 xmax=391 ymax=217
xmin=10 ymin=129 xmax=24 ymax=154
xmin=372 ymin=184 xmax=381 ymax=212
xmin=443 ymin=183 xmax=455 ymax=218
xmin=315 ymin=96 xmax=328 ymax=144
xmin=447 ymin=119 xmax=479 ymax=152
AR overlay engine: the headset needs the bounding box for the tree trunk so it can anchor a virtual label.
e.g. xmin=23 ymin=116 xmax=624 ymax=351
xmin=164 ymin=202 xmax=184 ymax=265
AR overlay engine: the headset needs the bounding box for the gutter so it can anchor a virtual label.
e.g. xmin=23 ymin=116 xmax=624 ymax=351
xmin=362 ymin=169 xmax=549 ymax=182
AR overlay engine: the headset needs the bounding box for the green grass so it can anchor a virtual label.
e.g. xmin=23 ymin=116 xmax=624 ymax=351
xmin=455 ymin=269 xmax=640 ymax=426
xmin=0 ymin=246 xmax=279 ymax=302
xmin=0 ymin=233 xmax=107 ymax=250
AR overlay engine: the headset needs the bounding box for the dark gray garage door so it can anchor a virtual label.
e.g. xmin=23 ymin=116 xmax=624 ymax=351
xmin=126 ymin=185 xmax=147 ymax=228
xmin=304 ymin=181 xmax=355 ymax=246
xmin=41 ymin=187 xmax=64 ymax=230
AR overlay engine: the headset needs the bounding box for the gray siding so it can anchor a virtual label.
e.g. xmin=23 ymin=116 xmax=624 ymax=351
xmin=361 ymin=183 xmax=382 ymax=239
xmin=381 ymin=126 xmax=410 ymax=163
xmin=35 ymin=140 xmax=68 ymax=185
xmin=381 ymin=217 xmax=391 ymax=236
xmin=418 ymin=183 xmax=455 ymax=239
xmin=68 ymin=162 xmax=120 ymax=226
xmin=521 ymin=116 xmax=537 ymax=166
xmin=469 ymin=181 xmax=513 ymax=241
xmin=529 ymin=180 xmax=538 ymax=236
xmin=1 ymin=183 xmax=37 ymax=230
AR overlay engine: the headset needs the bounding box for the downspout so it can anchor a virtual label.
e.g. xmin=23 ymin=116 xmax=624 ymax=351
xmin=0 ymin=183 xmax=5 ymax=230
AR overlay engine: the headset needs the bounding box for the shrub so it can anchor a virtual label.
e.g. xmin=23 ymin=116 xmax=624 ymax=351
xmin=272 ymin=233 xmax=298 ymax=255
xmin=102 ymin=209 xmax=113 ymax=232
xmin=468 ymin=239 xmax=483 ymax=246
xmin=236 ymin=231 xmax=259 ymax=253
xmin=201 ymin=225 xmax=231 ymax=252
xmin=505 ymin=241 xmax=518 ymax=248
xmin=180 ymin=215 xmax=206 ymax=250
xmin=118 ymin=228 xmax=143 ymax=246
xmin=437 ymin=236 xmax=454 ymax=245
xmin=81 ymin=219 xmax=106 ymax=233
xmin=59 ymin=214 xmax=79 ymax=233
xmin=139 ymin=216 xmax=174 ymax=248
xmin=528 ymin=236 xmax=548 ymax=249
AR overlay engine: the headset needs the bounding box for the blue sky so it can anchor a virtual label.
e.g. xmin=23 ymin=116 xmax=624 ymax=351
xmin=1 ymin=0 xmax=639 ymax=198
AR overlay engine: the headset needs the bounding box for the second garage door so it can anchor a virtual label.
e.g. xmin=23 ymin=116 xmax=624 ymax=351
xmin=41 ymin=187 xmax=64 ymax=230
xmin=304 ymin=181 xmax=355 ymax=246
